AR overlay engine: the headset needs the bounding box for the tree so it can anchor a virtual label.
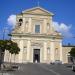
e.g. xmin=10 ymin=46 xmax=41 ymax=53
xmin=0 ymin=40 xmax=5 ymax=68
xmin=6 ymin=40 xmax=20 ymax=63
xmin=0 ymin=40 xmax=6 ymax=52
xmin=0 ymin=40 xmax=6 ymax=62
xmin=0 ymin=40 xmax=20 ymax=63
xmin=69 ymin=47 xmax=75 ymax=64
xmin=69 ymin=47 xmax=75 ymax=57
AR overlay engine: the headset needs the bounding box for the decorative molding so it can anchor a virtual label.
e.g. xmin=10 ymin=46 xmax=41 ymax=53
xmin=22 ymin=7 xmax=54 ymax=16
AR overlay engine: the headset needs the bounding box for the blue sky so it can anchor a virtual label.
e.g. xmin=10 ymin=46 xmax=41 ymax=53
xmin=0 ymin=0 xmax=75 ymax=45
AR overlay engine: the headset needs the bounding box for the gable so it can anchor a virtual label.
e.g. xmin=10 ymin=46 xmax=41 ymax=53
xmin=22 ymin=7 xmax=54 ymax=16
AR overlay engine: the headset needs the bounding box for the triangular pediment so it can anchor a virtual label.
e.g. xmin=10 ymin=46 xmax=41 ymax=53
xmin=22 ymin=7 xmax=54 ymax=16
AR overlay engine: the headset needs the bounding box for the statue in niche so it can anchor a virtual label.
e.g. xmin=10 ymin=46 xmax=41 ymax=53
xmin=47 ymin=23 xmax=50 ymax=30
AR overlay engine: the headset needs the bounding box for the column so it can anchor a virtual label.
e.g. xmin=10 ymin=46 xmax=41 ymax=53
xmin=19 ymin=40 xmax=23 ymax=63
xmin=28 ymin=18 xmax=32 ymax=33
xmin=44 ymin=19 xmax=47 ymax=33
xmin=50 ymin=41 xmax=55 ymax=62
xmin=44 ymin=41 xmax=47 ymax=62
xmin=60 ymin=40 xmax=63 ymax=62
xmin=22 ymin=18 xmax=25 ymax=33
xmin=27 ymin=40 xmax=31 ymax=62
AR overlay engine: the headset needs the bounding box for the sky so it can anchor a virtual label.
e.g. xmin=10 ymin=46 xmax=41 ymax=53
xmin=0 ymin=0 xmax=75 ymax=45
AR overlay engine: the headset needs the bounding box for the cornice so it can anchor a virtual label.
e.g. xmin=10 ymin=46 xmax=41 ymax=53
xmin=11 ymin=33 xmax=62 ymax=39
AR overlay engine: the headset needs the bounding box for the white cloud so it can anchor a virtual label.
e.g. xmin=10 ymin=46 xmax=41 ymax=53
xmin=53 ymin=22 xmax=73 ymax=38
xmin=7 ymin=14 xmax=16 ymax=27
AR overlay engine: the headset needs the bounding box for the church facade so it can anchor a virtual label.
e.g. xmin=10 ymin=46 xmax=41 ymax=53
xmin=4 ymin=7 xmax=64 ymax=63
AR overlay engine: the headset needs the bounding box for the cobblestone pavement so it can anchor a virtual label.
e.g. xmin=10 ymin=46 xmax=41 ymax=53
xmin=0 ymin=63 xmax=75 ymax=75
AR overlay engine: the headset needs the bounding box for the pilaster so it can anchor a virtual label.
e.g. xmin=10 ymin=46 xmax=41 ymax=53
xmin=50 ymin=41 xmax=55 ymax=62
xmin=28 ymin=18 xmax=32 ymax=33
xmin=19 ymin=40 xmax=23 ymax=63
xmin=21 ymin=18 xmax=25 ymax=33
xmin=43 ymin=19 xmax=47 ymax=33
xmin=27 ymin=40 xmax=31 ymax=62
xmin=50 ymin=17 xmax=54 ymax=33
xmin=43 ymin=41 xmax=47 ymax=62
xmin=60 ymin=40 xmax=63 ymax=62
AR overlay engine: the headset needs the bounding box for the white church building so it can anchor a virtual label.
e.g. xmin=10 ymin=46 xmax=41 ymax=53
xmin=4 ymin=7 xmax=71 ymax=64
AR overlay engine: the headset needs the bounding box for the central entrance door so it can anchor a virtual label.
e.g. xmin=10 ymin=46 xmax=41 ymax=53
xmin=33 ymin=49 xmax=40 ymax=63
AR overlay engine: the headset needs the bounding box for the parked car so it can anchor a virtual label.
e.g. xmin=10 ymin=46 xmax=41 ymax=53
xmin=50 ymin=60 xmax=62 ymax=64
xmin=72 ymin=64 xmax=75 ymax=72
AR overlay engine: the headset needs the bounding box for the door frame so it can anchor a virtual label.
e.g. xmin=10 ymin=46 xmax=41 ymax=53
xmin=33 ymin=49 xmax=40 ymax=63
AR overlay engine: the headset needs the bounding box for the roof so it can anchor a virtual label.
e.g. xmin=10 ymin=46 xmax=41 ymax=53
xmin=62 ymin=45 xmax=75 ymax=47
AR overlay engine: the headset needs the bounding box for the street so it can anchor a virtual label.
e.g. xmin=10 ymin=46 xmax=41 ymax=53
xmin=0 ymin=63 xmax=75 ymax=75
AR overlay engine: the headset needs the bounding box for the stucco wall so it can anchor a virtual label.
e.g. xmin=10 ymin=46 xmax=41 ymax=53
xmin=62 ymin=46 xmax=73 ymax=63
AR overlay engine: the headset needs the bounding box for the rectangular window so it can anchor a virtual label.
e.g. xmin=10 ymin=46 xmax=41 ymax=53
xmin=35 ymin=25 xmax=40 ymax=33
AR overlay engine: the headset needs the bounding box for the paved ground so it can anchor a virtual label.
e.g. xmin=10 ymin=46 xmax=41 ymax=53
xmin=0 ymin=63 xmax=75 ymax=75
